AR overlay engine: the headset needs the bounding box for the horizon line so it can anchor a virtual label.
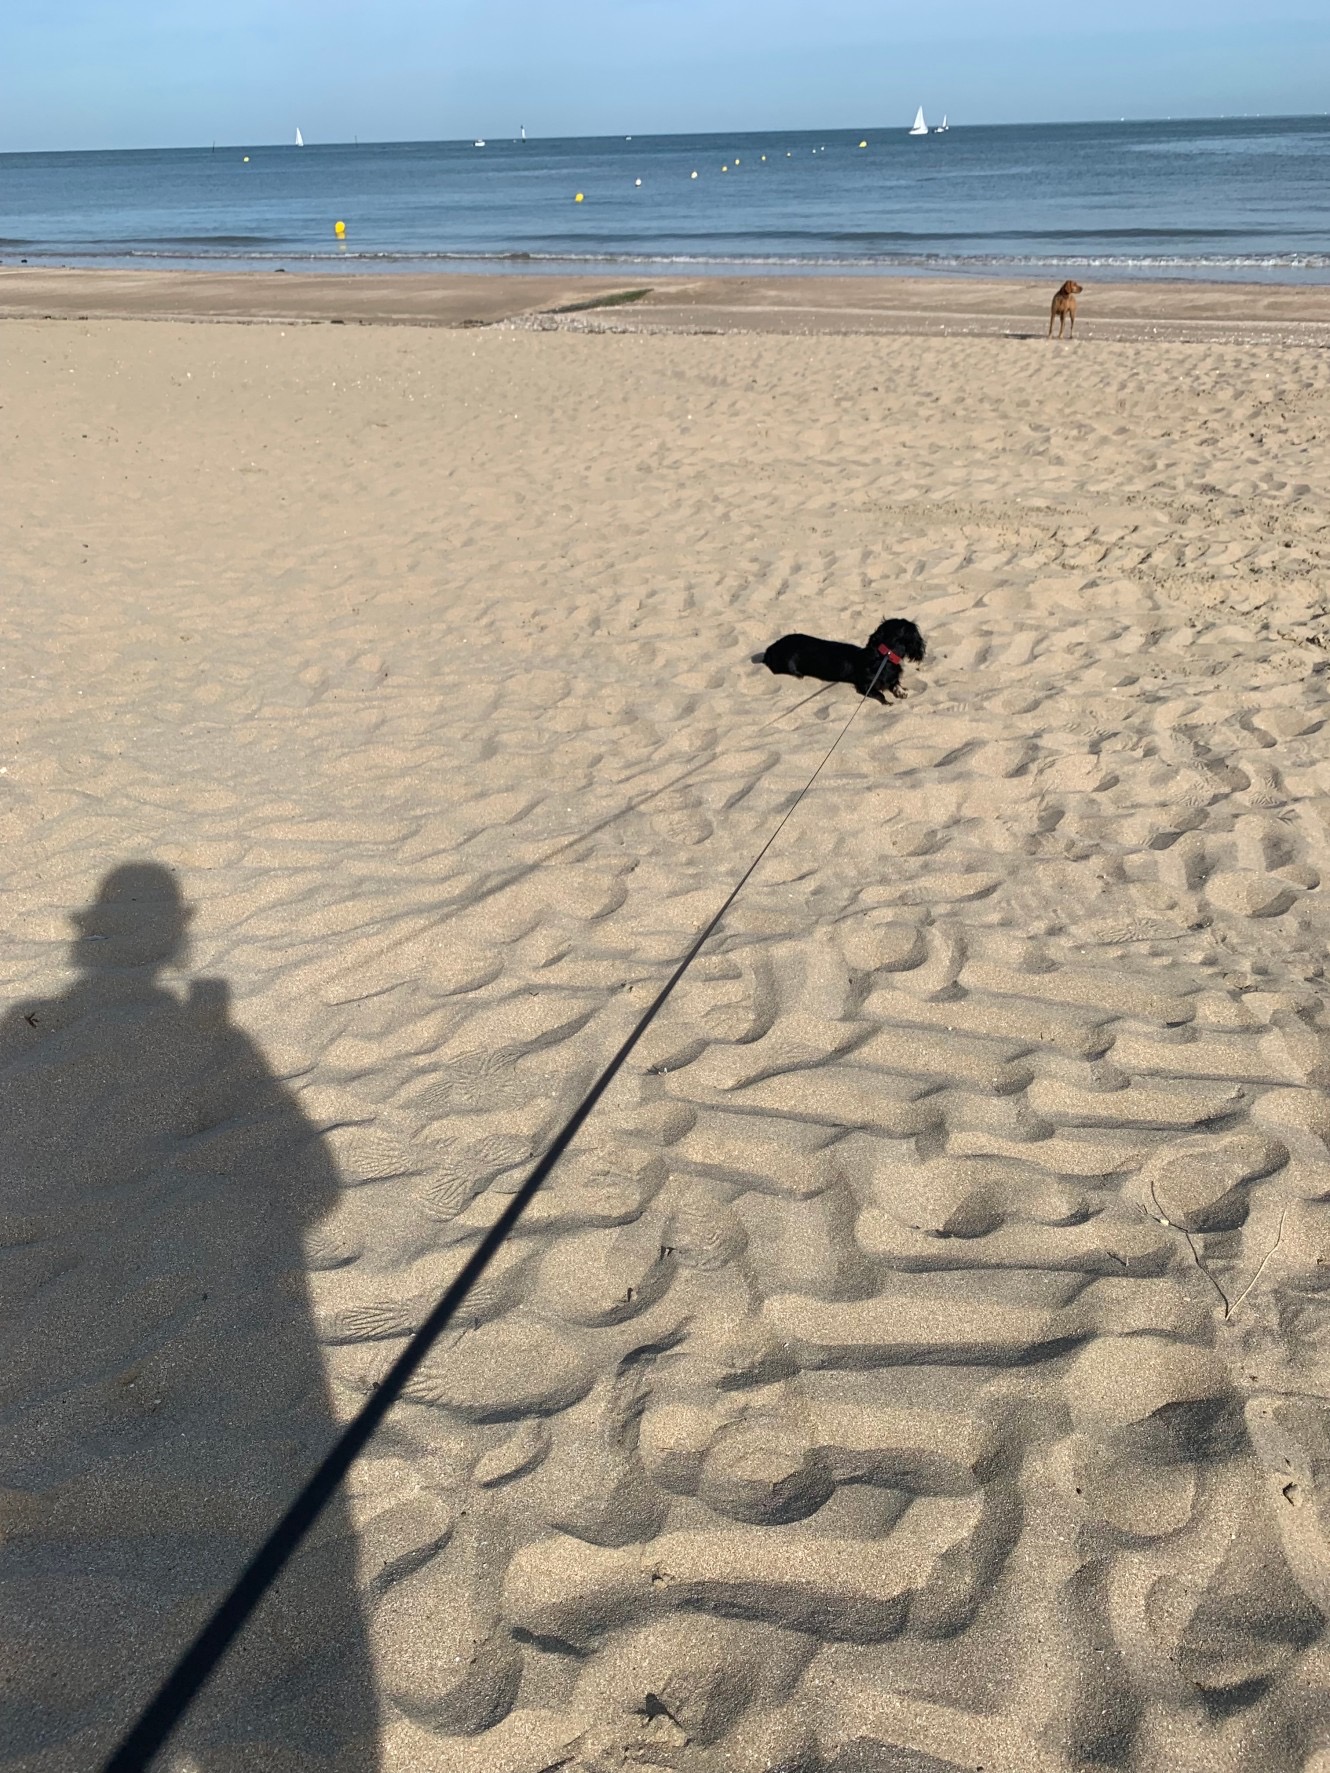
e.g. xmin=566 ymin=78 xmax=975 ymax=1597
xmin=3 ymin=110 xmax=1328 ymax=157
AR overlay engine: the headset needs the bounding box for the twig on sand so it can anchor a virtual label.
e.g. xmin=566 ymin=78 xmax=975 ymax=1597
xmin=1142 ymin=1186 xmax=1288 ymax=1320
xmin=1227 ymin=1206 xmax=1289 ymax=1318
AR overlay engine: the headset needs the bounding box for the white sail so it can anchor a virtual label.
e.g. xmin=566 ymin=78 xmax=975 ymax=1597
xmin=295 ymin=126 xmax=303 ymax=147
xmin=909 ymin=106 xmax=928 ymax=136
xmin=934 ymin=114 xmax=948 ymax=133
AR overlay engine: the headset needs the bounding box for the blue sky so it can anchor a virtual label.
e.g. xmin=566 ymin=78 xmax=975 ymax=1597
xmin=2 ymin=2 xmax=1326 ymax=151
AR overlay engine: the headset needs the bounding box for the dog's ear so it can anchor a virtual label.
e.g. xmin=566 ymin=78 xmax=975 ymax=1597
xmin=876 ymin=618 xmax=926 ymax=663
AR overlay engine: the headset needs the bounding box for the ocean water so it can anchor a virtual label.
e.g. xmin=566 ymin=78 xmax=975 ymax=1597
xmin=3 ymin=115 xmax=1329 ymax=281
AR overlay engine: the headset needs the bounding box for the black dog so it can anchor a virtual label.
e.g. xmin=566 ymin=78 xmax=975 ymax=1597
xmin=752 ymin=618 xmax=925 ymax=703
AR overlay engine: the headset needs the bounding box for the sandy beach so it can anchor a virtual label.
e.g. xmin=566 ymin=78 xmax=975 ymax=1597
xmin=6 ymin=264 xmax=1330 ymax=343
xmin=4 ymin=273 xmax=1330 ymax=1772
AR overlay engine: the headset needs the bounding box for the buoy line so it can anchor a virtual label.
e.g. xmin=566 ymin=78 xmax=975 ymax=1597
xmin=101 ymin=657 xmax=892 ymax=1772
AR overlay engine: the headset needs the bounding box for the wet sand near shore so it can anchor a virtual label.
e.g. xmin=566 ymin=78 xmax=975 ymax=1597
xmin=4 ymin=263 xmax=1330 ymax=343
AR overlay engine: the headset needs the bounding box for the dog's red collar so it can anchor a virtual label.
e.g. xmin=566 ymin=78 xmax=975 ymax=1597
xmin=877 ymin=646 xmax=904 ymax=665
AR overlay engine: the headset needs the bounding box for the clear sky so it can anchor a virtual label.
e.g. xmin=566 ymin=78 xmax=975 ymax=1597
xmin=2 ymin=1 xmax=1326 ymax=152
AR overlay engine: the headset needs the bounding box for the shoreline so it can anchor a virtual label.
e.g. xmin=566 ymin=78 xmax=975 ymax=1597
xmin=5 ymin=264 xmax=1330 ymax=343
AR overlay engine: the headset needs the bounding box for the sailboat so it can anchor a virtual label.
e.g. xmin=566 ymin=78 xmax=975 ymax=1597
xmin=295 ymin=126 xmax=304 ymax=147
xmin=908 ymin=106 xmax=928 ymax=136
xmin=520 ymin=124 xmax=526 ymax=141
xmin=933 ymin=114 xmax=949 ymax=133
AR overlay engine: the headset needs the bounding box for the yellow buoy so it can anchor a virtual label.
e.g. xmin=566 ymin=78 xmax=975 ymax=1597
xmin=690 ymin=170 xmax=698 ymax=179
xmin=761 ymin=154 xmax=766 ymax=161
xmin=721 ymin=164 xmax=728 ymax=172
xmin=243 ymin=155 xmax=250 ymax=163
xmin=334 ymin=219 xmax=346 ymax=237
xmin=634 ymin=177 xmax=642 ymax=186
xmin=734 ymin=157 xmax=740 ymax=164
xmin=859 ymin=140 xmax=868 ymax=148
xmin=574 ymin=191 xmax=584 ymax=202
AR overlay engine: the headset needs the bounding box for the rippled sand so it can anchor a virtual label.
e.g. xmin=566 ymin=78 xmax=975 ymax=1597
xmin=4 ymin=299 xmax=1330 ymax=1772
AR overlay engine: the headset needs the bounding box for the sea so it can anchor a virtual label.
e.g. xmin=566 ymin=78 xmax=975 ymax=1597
xmin=3 ymin=114 xmax=1329 ymax=283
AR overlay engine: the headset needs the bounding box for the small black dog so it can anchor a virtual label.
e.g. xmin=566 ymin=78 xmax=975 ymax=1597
xmin=753 ymin=618 xmax=926 ymax=703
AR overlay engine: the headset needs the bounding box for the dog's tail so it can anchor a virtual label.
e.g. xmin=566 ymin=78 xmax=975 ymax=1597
xmin=750 ymin=651 xmax=767 ymax=666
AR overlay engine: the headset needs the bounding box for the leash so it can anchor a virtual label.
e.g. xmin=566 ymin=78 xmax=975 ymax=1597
xmin=101 ymin=658 xmax=890 ymax=1773
xmin=377 ymin=675 xmax=836 ymax=950
xmin=757 ymin=680 xmax=835 ymax=727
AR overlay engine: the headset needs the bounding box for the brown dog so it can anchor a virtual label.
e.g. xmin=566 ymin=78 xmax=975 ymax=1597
xmin=1048 ymin=280 xmax=1083 ymax=339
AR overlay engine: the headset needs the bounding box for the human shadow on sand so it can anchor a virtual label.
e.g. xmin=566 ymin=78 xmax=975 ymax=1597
xmin=0 ymin=863 xmax=380 ymax=1770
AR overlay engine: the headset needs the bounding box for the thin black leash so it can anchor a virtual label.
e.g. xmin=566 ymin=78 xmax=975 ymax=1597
xmin=101 ymin=662 xmax=886 ymax=1773
xmin=758 ymin=680 xmax=834 ymax=727
xmin=375 ymin=675 xmax=832 ymax=954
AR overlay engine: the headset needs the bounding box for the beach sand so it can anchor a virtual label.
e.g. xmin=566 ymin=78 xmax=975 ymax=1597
xmin=6 ymin=263 xmax=1330 ymax=343
xmin=4 ymin=280 xmax=1330 ymax=1771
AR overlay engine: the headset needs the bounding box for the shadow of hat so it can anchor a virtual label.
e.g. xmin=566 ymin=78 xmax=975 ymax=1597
xmin=71 ymin=863 xmax=195 ymax=970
